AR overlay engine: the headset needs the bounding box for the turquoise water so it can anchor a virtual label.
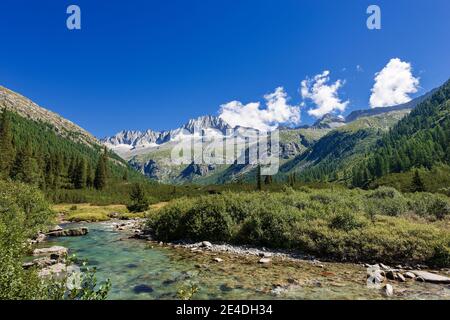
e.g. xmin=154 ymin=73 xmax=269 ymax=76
xmin=44 ymin=222 xmax=450 ymax=300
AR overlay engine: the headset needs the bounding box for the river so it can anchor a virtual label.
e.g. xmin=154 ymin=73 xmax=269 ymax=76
xmin=43 ymin=222 xmax=450 ymax=300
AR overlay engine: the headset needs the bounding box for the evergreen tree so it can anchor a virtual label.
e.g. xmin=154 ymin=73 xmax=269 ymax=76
xmin=411 ymin=169 xmax=426 ymax=192
xmin=122 ymin=170 xmax=128 ymax=181
xmin=12 ymin=140 xmax=39 ymax=185
xmin=127 ymin=183 xmax=149 ymax=212
xmin=86 ymin=162 xmax=94 ymax=188
xmin=256 ymin=165 xmax=262 ymax=191
xmin=73 ymin=158 xmax=87 ymax=189
xmin=0 ymin=110 xmax=15 ymax=179
xmin=94 ymin=148 xmax=108 ymax=190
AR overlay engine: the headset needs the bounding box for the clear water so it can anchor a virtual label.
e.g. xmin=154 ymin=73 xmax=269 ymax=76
xmin=43 ymin=222 xmax=450 ymax=300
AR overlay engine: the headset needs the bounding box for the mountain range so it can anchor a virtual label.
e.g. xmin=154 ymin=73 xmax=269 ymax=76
xmin=101 ymin=89 xmax=433 ymax=184
xmin=1 ymin=78 xmax=448 ymax=187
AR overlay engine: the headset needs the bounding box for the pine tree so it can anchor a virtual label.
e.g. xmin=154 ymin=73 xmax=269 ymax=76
xmin=94 ymin=148 xmax=108 ymax=190
xmin=12 ymin=140 xmax=39 ymax=185
xmin=0 ymin=110 xmax=15 ymax=179
xmin=73 ymin=158 xmax=87 ymax=189
xmin=256 ymin=165 xmax=262 ymax=191
xmin=122 ymin=170 xmax=128 ymax=181
xmin=411 ymin=169 xmax=426 ymax=192
xmin=127 ymin=183 xmax=149 ymax=212
xmin=86 ymin=162 xmax=94 ymax=188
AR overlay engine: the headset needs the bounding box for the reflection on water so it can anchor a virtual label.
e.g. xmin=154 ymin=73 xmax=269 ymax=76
xmin=45 ymin=222 xmax=450 ymax=300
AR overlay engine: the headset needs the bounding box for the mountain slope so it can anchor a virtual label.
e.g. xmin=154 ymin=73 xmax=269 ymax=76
xmin=0 ymin=85 xmax=144 ymax=193
xmin=0 ymin=86 xmax=98 ymax=148
xmin=352 ymin=78 xmax=450 ymax=188
xmin=278 ymin=111 xmax=407 ymax=182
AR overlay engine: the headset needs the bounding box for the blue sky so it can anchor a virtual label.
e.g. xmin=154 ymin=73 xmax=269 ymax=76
xmin=0 ymin=0 xmax=449 ymax=137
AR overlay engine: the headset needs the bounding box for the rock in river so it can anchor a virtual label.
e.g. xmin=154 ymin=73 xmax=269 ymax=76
xmin=258 ymin=258 xmax=272 ymax=264
xmin=46 ymin=227 xmax=88 ymax=237
xmin=133 ymin=284 xmax=154 ymax=294
xmin=412 ymin=271 xmax=450 ymax=284
xmin=384 ymin=284 xmax=394 ymax=297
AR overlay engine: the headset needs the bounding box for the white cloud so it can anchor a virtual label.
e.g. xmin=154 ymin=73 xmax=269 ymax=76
xmin=300 ymin=70 xmax=349 ymax=118
xmin=218 ymin=87 xmax=300 ymax=131
xmin=356 ymin=65 xmax=363 ymax=72
xmin=369 ymin=58 xmax=419 ymax=108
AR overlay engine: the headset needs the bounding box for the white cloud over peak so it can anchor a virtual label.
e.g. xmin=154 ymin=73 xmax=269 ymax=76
xmin=301 ymin=71 xmax=349 ymax=118
xmin=369 ymin=58 xmax=419 ymax=108
xmin=218 ymin=87 xmax=300 ymax=131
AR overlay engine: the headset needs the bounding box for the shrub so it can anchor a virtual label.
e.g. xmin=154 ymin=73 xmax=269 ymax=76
xmin=182 ymin=197 xmax=235 ymax=242
xmin=146 ymin=188 xmax=450 ymax=267
xmin=407 ymin=193 xmax=450 ymax=220
xmin=366 ymin=187 xmax=408 ymax=216
xmin=329 ymin=210 xmax=367 ymax=231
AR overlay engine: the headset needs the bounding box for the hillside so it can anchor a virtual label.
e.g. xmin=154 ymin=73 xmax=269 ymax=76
xmin=352 ymin=78 xmax=450 ymax=189
xmin=0 ymin=86 xmax=147 ymax=203
xmin=0 ymin=86 xmax=98 ymax=148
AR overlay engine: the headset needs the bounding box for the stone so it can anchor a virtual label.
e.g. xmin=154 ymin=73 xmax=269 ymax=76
xmin=46 ymin=227 xmax=88 ymax=237
xmin=48 ymin=225 xmax=63 ymax=232
xmin=213 ymin=257 xmax=223 ymax=263
xmin=384 ymin=284 xmax=394 ymax=297
xmin=258 ymin=258 xmax=272 ymax=264
xmin=33 ymin=246 xmax=68 ymax=258
xmin=412 ymin=271 xmax=450 ymax=284
xmin=397 ymin=273 xmax=406 ymax=282
xmin=201 ymin=241 xmax=212 ymax=248
xmin=259 ymin=252 xmax=272 ymax=258
xmin=38 ymin=263 xmax=67 ymax=277
xmin=379 ymin=263 xmax=390 ymax=270
xmin=404 ymin=272 xmax=416 ymax=279
xmin=133 ymin=284 xmax=154 ymax=294
xmin=34 ymin=257 xmax=58 ymax=268
xmin=386 ymin=271 xmax=398 ymax=281
xmin=22 ymin=262 xmax=35 ymax=270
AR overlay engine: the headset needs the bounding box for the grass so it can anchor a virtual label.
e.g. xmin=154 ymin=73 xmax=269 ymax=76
xmin=53 ymin=202 xmax=168 ymax=222
xmin=146 ymin=186 xmax=450 ymax=267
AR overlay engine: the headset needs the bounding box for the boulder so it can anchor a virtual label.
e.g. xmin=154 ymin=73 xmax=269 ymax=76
xmin=258 ymin=258 xmax=272 ymax=264
xmin=48 ymin=225 xmax=63 ymax=232
xmin=259 ymin=252 xmax=272 ymax=258
xmin=412 ymin=271 xmax=450 ymax=284
xmin=397 ymin=273 xmax=406 ymax=282
xmin=201 ymin=241 xmax=212 ymax=248
xmin=33 ymin=246 xmax=68 ymax=258
xmin=38 ymin=263 xmax=67 ymax=277
xmin=386 ymin=271 xmax=398 ymax=281
xmin=213 ymin=257 xmax=223 ymax=263
xmin=404 ymin=272 xmax=416 ymax=279
xmin=46 ymin=227 xmax=88 ymax=237
xmin=384 ymin=284 xmax=394 ymax=297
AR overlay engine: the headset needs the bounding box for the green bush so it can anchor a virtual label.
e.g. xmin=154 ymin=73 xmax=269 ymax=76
xmin=329 ymin=210 xmax=367 ymax=231
xmin=366 ymin=187 xmax=409 ymax=216
xmin=147 ymin=188 xmax=450 ymax=267
xmin=182 ymin=197 xmax=235 ymax=242
xmin=407 ymin=193 xmax=450 ymax=220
